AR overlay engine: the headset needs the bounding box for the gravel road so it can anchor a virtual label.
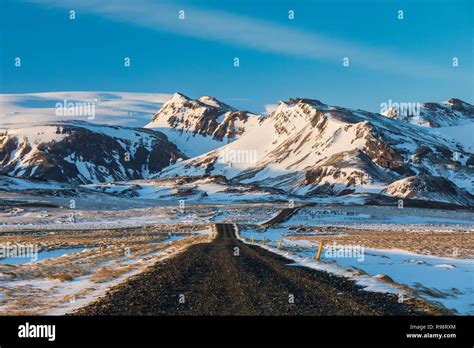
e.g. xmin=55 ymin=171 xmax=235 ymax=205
xmin=75 ymin=223 xmax=427 ymax=315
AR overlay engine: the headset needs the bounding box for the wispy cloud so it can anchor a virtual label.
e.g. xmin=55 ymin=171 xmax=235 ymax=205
xmin=27 ymin=0 xmax=457 ymax=79
xmin=263 ymin=104 xmax=278 ymax=115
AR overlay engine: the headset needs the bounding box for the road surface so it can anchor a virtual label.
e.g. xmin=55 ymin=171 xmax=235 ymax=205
xmin=75 ymin=224 xmax=426 ymax=315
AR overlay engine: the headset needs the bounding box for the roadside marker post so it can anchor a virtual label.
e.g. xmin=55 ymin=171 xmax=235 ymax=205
xmin=278 ymin=239 xmax=283 ymax=249
xmin=315 ymin=242 xmax=323 ymax=260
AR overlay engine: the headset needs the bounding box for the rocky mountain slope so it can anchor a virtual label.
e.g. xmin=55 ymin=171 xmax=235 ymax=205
xmin=145 ymin=93 xmax=261 ymax=157
xmin=381 ymin=98 xmax=474 ymax=128
xmin=2 ymin=92 xmax=472 ymax=207
xmin=0 ymin=121 xmax=185 ymax=184
xmin=384 ymin=175 xmax=474 ymax=207
xmin=159 ymin=97 xmax=474 ymax=206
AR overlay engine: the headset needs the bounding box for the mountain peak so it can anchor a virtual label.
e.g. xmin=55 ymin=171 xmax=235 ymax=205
xmin=145 ymin=94 xmax=261 ymax=155
xmin=381 ymin=98 xmax=473 ymax=127
xmin=287 ymin=97 xmax=325 ymax=107
xmin=168 ymin=92 xmax=191 ymax=103
xmin=446 ymin=98 xmax=464 ymax=105
xmin=197 ymin=95 xmax=233 ymax=111
xmin=165 ymin=93 xmax=233 ymax=111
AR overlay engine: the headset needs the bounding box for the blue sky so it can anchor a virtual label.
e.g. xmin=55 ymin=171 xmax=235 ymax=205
xmin=1 ymin=0 xmax=472 ymax=113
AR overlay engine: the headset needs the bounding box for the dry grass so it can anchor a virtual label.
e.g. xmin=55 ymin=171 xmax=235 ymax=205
xmin=47 ymin=273 xmax=75 ymax=281
xmin=0 ymin=223 xmax=213 ymax=315
xmin=90 ymin=266 xmax=132 ymax=283
xmin=289 ymin=228 xmax=473 ymax=258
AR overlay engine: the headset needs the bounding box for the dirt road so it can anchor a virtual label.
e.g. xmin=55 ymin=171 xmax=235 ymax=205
xmin=75 ymin=224 xmax=426 ymax=315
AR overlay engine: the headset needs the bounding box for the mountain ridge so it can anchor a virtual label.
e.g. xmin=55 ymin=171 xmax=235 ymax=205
xmin=158 ymin=96 xmax=474 ymax=206
xmin=145 ymin=92 xmax=261 ymax=157
xmin=1 ymin=92 xmax=472 ymax=206
xmin=0 ymin=120 xmax=186 ymax=184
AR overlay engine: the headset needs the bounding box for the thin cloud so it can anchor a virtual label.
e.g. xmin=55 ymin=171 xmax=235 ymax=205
xmin=264 ymin=104 xmax=278 ymax=115
xmin=27 ymin=0 xmax=457 ymax=79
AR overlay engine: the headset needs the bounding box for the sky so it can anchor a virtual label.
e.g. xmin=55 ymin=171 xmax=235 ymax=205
xmin=0 ymin=0 xmax=473 ymax=114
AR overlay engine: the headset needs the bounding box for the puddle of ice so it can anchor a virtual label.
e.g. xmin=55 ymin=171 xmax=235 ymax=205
xmin=0 ymin=247 xmax=88 ymax=265
xmin=148 ymin=234 xmax=186 ymax=244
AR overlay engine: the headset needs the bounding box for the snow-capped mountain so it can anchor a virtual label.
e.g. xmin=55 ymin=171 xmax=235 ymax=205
xmin=0 ymin=91 xmax=171 ymax=128
xmin=159 ymin=97 xmax=474 ymax=205
xmin=0 ymin=121 xmax=185 ymax=184
xmin=145 ymin=93 xmax=261 ymax=157
xmin=384 ymin=175 xmax=474 ymax=207
xmin=2 ymin=91 xmax=472 ymax=207
xmin=381 ymin=98 xmax=474 ymax=128
xmin=381 ymin=98 xmax=474 ymax=153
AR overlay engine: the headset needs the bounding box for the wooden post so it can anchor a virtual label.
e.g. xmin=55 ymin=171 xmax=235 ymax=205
xmin=315 ymin=242 xmax=323 ymax=260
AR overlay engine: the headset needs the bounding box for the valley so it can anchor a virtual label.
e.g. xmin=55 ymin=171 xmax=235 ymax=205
xmin=0 ymin=91 xmax=472 ymax=316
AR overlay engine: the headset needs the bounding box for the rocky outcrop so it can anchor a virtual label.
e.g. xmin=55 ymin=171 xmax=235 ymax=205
xmin=159 ymin=97 xmax=473 ymax=206
xmin=146 ymin=93 xmax=260 ymax=141
xmin=382 ymin=98 xmax=474 ymax=127
xmin=0 ymin=121 xmax=186 ymax=184
xmin=384 ymin=175 xmax=474 ymax=207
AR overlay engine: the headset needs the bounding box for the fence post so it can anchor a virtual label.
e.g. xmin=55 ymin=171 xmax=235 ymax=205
xmin=315 ymin=242 xmax=323 ymax=260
